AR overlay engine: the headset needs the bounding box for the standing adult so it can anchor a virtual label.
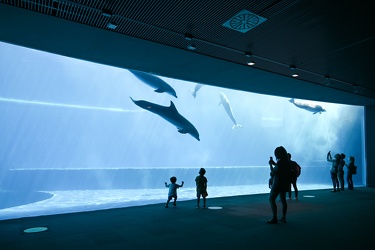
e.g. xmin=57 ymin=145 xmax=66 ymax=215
xmin=267 ymin=146 xmax=290 ymax=224
xmin=337 ymin=153 xmax=346 ymax=191
xmin=327 ymin=151 xmax=340 ymax=192
xmin=346 ymin=156 xmax=356 ymax=190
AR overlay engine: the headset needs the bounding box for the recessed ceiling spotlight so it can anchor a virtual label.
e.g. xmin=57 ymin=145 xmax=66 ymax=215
xmin=290 ymin=65 xmax=298 ymax=77
xmin=187 ymin=44 xmax=197 ymax=50
xmin=247 ymin=61 xmax=255 ymax=66
xmin=107 ymin=22 xmax=117 ymax=30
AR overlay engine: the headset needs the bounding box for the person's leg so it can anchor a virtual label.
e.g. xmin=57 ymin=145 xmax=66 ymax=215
xmin=166 ymin=197 xmax=171 ymax=207
xmin=203 ymin=197 xmax=206 ymax=208
xmin=348 ymin=173 xmax=353 ymax=189
xmin=268 ymin=191 xmax=278 ymax=222
xmin=331 ymin=173 xmax=337 ymax=191
xmin=197 ymin=193 xmax=200 ymax=208
xmin=292 ymin=180 xmax=298 ymax=200
xmin=339 ymin=173 xmax=344 ymax=190
xmin=335 ymin=175 xmax=340 ymax=191
xmin=279 ymin=191 xmax=287 ymax=222
xmin=173 ymin=196 xmax=177 ymax=206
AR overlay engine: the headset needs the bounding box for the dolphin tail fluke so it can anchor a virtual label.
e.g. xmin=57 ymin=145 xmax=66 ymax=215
xmin=189 ymin=89 xmax=196 ymax=98
xmin=232 ymin=124 xmax=243 ymax=129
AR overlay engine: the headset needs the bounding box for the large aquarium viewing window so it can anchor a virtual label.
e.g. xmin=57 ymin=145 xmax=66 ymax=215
xmin=0 ymin=42 xmax=366 ymax=220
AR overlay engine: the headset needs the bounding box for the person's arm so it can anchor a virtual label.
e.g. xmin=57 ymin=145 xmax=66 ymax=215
xmin=327 ymin=151 xmax=332 ymax=161
xmin=269 ymin=158 xmax=275 ymax=173
xmin=180 ymin=181 xmax=184 ymax=187
xmin=165 ymin=182 xmax=168 ymax=187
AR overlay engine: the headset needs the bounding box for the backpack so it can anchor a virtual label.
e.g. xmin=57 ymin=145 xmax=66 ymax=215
xmin=296 ymin=165 xmax=301 ymax=177
xmin=352 ymin=165 xmax=357 ymax=175
xmin=290 ymin=161 xmax=301 ymax=177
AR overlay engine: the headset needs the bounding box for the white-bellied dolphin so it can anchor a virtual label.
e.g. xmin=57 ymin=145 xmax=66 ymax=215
xmin=219 ymin=92 xmax=242 ymax=129
xmin=129 ymin=70 xmax=177 ymax=98
xmin=130 ymin=97 xmax=200 ymax=141
xmin=289 ymin=98 xmax=326 ymax=114
xmin=190 ymin=83 xmax=203 ymax=98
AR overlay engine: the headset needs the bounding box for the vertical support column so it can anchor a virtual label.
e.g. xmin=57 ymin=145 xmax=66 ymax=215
xmin=365 ymin=105 xmax=375 ymax=187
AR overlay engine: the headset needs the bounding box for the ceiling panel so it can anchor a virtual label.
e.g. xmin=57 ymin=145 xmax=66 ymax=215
xmin=0 ymin=0 xmax=374 ymax=104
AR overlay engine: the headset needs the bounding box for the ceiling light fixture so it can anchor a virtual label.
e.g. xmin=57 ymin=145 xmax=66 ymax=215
xmin=107 ymin=22 xmax=117 ymax=30
xmin=247 ymin=61 xmax=255 ymax=66
xmin=290 ymin=65 xmax=298 ymax=77
xmin=187 ymin=44 xmax=196 ymax=50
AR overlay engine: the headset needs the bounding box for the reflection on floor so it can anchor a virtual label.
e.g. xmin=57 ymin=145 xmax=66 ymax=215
xmin=0 ymin=184 xmax=332 ymax=220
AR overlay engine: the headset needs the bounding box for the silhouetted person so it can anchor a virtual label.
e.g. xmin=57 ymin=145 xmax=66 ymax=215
xmin=338 ymin=153 xmax=346 ymax=191
xmin=164 ymin=176 xmax=184 ymax=208
xmin=267 ymin=146 xmax=290 ymax=224
xmin=195 ymin=168 xmax=208 ymax=208
xmin=327 ymin=151 xmax=340 ymax=192
xmin=346 ymin=156 xmax=356 ymax=190
xmin=288 ymin=153 xmax=301 ymax=201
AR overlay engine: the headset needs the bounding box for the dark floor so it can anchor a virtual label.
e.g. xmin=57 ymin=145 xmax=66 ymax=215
xmin=1 ymin=187 xmax=374 ymax=250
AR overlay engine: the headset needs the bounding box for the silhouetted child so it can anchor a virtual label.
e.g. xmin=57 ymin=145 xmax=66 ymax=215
xmin=164 ymin=176 xmax=184 ymax=208
xmin=195 ymin=168 xmax=208 ymax=208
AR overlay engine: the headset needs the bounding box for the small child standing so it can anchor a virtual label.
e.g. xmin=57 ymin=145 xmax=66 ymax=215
xmin=195 ymin=168 xmax=208 ymax=208
xmin=164 ymin=176 xmax=184 ymax=208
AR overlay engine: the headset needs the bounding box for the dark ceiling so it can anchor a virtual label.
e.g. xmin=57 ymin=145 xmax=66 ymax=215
xmin=1 ymin=0 xmax=375 ymax=105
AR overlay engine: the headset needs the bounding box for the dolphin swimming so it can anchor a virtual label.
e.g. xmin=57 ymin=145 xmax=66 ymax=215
xmin=130 ymin=97 xmax=200 ymax=141
xmin=289 ymin=98 xmax=326 ymax=114
xmin=219 ymin=92 xmax=242 ymax=129
xmin=129 ymin=70 xmax=177 ymax=98
xmin=190 ymin=83 xmax=203 ymax=98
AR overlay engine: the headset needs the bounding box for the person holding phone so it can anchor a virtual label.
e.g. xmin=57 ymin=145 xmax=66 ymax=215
xmin=267 ymin=146 xmax=290 ymax=224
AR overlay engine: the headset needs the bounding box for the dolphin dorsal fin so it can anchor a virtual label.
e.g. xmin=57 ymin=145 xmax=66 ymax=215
xmin=169 ymin=101 xmax=178 ymax=112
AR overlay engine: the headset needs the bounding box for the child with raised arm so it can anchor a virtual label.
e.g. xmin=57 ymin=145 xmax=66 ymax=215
xmin=164 ymin=176 xmax=184 ymax=208
xmin=195 ymin=168 xmax=208 ymax=208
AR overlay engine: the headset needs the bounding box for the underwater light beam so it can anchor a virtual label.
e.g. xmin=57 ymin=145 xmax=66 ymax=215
xmin=0 ymin=97 xmax=143 ymax=113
